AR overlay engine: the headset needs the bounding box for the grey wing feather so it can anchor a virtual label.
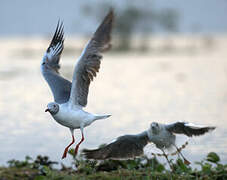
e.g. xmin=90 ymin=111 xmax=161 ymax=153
xmin=41 ymin=21 xmax=72 ymax=104
xmin=69 ymin=10 xmax=114 ymax=107
xmin=82 ymin=133 xmax=149 ymax=160
xmin=165 ymin=122 xmax=216 ymax=137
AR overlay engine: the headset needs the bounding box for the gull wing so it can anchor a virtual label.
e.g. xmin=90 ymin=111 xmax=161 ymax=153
xmin=41 ymin=21 xmax=72 ymax=104
xmin=69 ymin=10 xmax=114 ymax=107
xmin=82 ymin=132 xmax=149 ymax=160
xmin=165 ymin=122 xmax=216 ymax=137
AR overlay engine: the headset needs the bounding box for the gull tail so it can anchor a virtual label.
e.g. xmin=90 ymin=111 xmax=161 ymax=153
xmin=82 ymin=148 xmax=106 ymax=160
xmin=94 ymin=114 xmax=111 ymax=121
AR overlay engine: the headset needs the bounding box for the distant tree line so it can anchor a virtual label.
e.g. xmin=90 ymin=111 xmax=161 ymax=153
xmin=81 ymin=1 xmax=179 ymax=52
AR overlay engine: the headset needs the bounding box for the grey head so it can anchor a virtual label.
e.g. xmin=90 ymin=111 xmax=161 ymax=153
xmin=150 ymin=122 xmax=161 ymax=135
xmin=45 ymin=102 xmax=59 ymax=115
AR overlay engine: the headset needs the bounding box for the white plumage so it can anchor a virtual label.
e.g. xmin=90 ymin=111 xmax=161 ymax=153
xmin=41 ymin=10 xmax=114 ymax=159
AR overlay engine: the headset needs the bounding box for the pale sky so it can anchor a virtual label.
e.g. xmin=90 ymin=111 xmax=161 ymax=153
xmin=0 ymin=0 xmax=227 ymax=36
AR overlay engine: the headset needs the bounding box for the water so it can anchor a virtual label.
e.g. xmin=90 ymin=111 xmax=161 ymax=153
xmin=0 ymin=36 xmax=227 ymax=167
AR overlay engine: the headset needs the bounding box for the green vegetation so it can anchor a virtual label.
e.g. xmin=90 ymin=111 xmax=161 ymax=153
xmin=0 ymin=152 xmax=226 ymax=180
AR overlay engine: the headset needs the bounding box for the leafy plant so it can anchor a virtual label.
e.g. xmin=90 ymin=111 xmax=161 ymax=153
xmin=1 ymin=152 xmax=227 ymax=180
xmin=206 ymin=152 xmax=220 ymax=163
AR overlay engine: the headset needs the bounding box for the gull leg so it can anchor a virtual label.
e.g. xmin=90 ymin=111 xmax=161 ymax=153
xmin=74 ymin=127 xmax=84 ymax=156
xmin=62 ymin=129 xmax=75 ymax=159
xmin=173 ymin=144 xmax=190 ymax=165
xmin=161 ymin=149 xmax=173 ymax=170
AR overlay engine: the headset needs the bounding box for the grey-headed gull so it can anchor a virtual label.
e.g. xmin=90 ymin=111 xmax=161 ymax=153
xmin=41 ymin=10 xmax=114 ymax=159
xmin=83 ymin=122 xmax=215 ymax=164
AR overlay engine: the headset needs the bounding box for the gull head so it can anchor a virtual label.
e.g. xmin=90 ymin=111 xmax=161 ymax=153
xmin=45 ymin=102 xmax=59 ymax=115
xmin=41 ymin=53 xmax=48 ymax=66
xmin=150 ymin=122 xmax=160 ymax=134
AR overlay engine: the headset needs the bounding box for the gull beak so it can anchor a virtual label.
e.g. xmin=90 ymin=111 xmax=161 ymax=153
xmin=45 ymin=109 xmax=50 ymax=112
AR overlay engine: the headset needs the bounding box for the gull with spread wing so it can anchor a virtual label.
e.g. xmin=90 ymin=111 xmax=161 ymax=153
xmin=83 ymin=122 xmax=215 ymax=165
xmin=41 ymin=10 xmax=114 ymax=159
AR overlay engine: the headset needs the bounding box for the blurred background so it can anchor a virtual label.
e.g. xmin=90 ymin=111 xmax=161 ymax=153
xmin=0 ymin=0 xmax=227 ymax=167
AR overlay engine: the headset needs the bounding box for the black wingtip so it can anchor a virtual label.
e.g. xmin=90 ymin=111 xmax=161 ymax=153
xmin=191 ymin=126 xmax=216 ymax=137
xmin=48 ymin=20 xmax=64 ymax=51
xmin=208 ymin=126 xmax=216 ymax=131
xmin=92 ymin=8 xmax=114 ymax=52
xmin=106 ymin=8 xmax=114 ymax=20
xmin=103 ymin=8 xmax=114 ymax=29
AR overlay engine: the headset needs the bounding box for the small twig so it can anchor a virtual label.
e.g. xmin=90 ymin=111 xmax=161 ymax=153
xmin=173 ymin=144 xmax=190 ymax=165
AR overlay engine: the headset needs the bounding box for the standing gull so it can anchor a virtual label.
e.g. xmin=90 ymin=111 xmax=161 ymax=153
xmin=41 ymin=10 xmax=114 ymax=159
xmin=83 ymin=122 xmax=215 ymax=164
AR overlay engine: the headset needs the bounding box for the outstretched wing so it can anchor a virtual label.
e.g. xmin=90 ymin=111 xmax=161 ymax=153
xmin=82 ymin=133 xmax=149 ymax=160
xmin=165 ymin=122 xmax=216 ymax=137
xmin=41 ymin=21 xmax=72 ymax=104
xmin=69 ymin=10 xmax=114 ymax=107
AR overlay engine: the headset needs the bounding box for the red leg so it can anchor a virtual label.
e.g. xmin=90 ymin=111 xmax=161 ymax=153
xmin=74 ymin=132 xmax=84 ymax=156
xmin=62 ymin=134 xmax=75 ymax=159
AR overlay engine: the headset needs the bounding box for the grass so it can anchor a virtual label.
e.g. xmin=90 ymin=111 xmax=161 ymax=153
xmin=0 ymin=152 xmax=226 ymax=180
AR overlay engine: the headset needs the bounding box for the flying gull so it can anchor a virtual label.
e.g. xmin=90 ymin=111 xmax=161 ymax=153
xmin=41 ymin=10 xmax=114 ymax=159
xmin=83 ymin=122 xmax=215 ymax=165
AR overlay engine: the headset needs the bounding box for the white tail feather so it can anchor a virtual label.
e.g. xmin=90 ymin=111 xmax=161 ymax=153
xmin=94 ymin=114 xmax=111 ymax=120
